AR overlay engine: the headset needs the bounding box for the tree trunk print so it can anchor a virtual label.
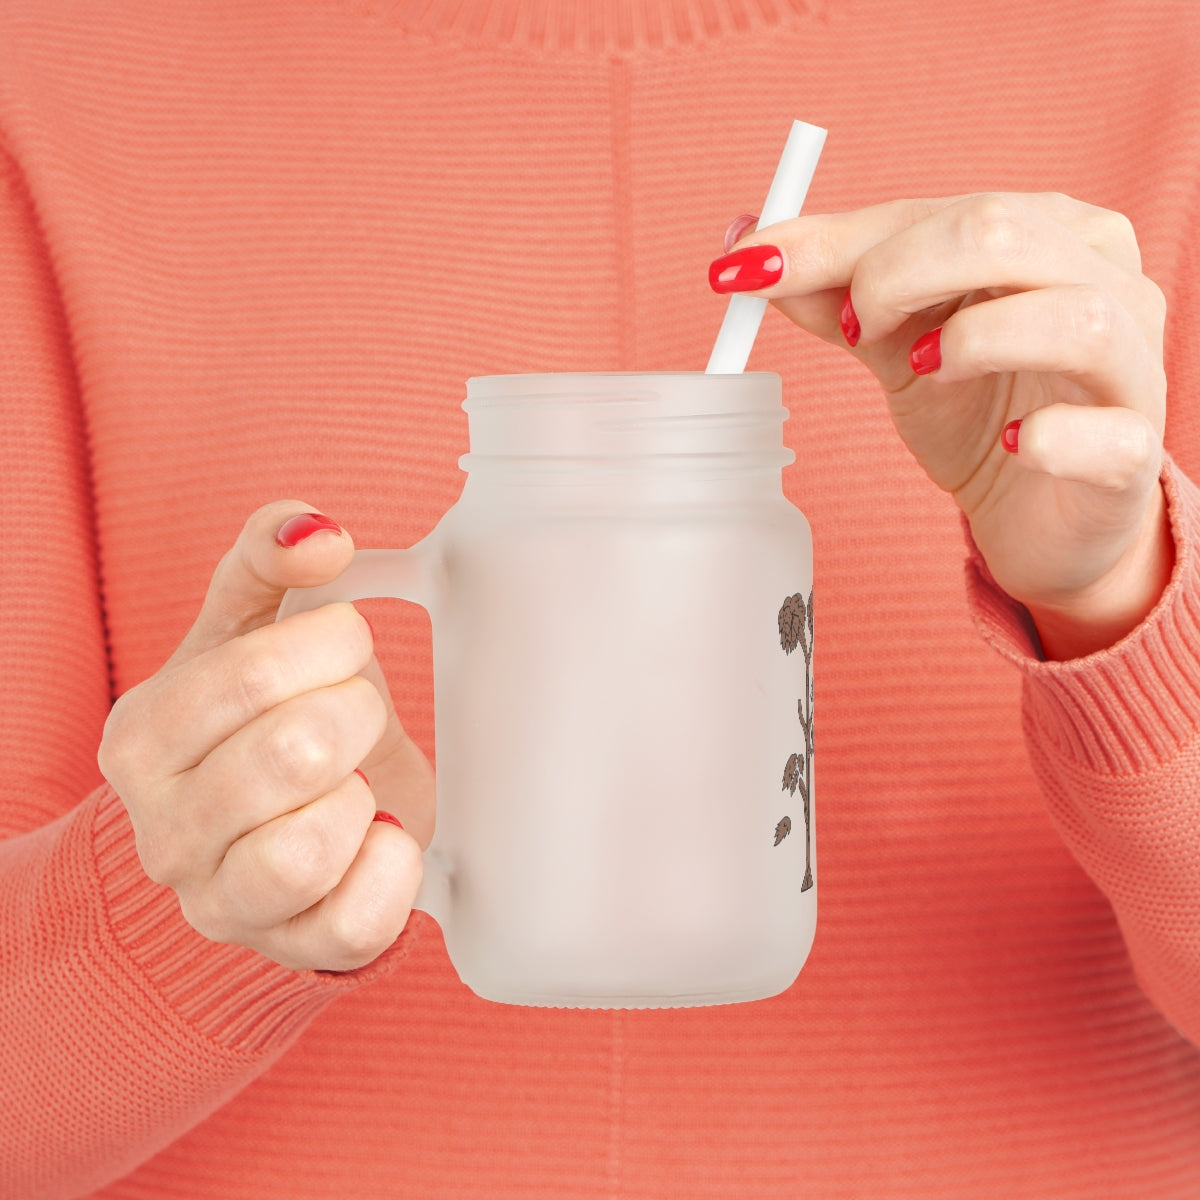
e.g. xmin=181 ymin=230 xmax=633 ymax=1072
xmin=777 ymin=588 xmax=814 ymax=891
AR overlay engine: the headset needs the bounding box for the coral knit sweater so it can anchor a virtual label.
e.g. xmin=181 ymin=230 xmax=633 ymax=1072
xmin=2 ymin=1 xmax=1200 ymax=1197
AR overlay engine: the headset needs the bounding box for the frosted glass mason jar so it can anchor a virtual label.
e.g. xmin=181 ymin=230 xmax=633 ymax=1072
xmin=278 ymin=372 xmax=816 ymax=1008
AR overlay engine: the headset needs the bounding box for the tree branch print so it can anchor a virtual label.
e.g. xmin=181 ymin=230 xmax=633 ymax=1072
xmin=777 ymin=588 xmax=814 ymax=891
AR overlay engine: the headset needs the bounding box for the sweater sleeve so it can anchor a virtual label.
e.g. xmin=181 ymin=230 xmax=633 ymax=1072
xmin=966 ymin=456 xmax=1200 ymax=1048
xmin=0 ymin=150 xmax=417 ymax=1198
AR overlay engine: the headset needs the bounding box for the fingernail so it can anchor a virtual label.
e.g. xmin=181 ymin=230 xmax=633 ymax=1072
xmin=910 ymin=327 xmax=942 ymax=375
xmin=839 ymin=290 xmax=860 ymax=347
xmin=372 ymin=810 xmax=404 ymax=830
xmin=1002 ymin=419 xmax=1022 ymax=453
xmin=354 ymin=768 xmax=370 ymax=787
xmin=275 ymin=512 xmax=343 ymax=548
xmin=722 ymin=213 xmax=759 ymax=254
xmin=708 ymin=244 xmax=784 ymax=294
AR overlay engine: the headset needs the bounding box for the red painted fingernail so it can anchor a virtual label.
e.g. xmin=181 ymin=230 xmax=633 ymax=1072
xmin=839 ymin=290 xmax=860 ymax=347
xmin=354 ymin=768 xmax=370 ymax=787
xmin=910 ymin=327 xmax=942 ymax=375
xmin=372 ymin=810 xmax=404 ymax=830
xmin=275 ymin=512 xmax=343 ymax=548
xmin=722 ymin=213 xmax=759 ymax=253
xmin=1002 ymin=419 xmax=1022 ymax=453
xmin=708 ymin=244 xmax=784 ymax=293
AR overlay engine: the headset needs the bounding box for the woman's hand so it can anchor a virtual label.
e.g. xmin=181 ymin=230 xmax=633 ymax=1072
xmin=711 ymin=192 xmax=1172 ymax=659
xmin=98 ymin=501 xmax=434 ymax=972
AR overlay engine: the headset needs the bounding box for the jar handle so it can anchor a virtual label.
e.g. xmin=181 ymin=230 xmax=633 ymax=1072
xmin=275 ymin=544 xmax=452 ymax=930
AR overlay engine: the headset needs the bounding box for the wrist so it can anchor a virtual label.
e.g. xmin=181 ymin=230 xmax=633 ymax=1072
xmin=1021 ymin=483 xmax=1174 ymax=660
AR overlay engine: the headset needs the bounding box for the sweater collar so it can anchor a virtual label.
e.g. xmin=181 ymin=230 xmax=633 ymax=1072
xmin=373 ymin=0 xmax=827 ymax=52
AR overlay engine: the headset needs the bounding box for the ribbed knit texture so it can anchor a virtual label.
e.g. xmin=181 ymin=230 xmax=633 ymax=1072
xmin=1 ymin=1 xmax=1199 ymax=1197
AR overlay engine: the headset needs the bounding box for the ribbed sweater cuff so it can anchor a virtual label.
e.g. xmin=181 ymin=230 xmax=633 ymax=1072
xmin=91 ymin=783 xmax=419 ymax=1058
xmin=965 ymin=455 xmax=1200 ymax=775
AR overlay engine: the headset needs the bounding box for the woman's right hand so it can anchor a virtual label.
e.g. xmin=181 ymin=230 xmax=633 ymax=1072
xmin=97 ymin=501 xmax=434 ymax=972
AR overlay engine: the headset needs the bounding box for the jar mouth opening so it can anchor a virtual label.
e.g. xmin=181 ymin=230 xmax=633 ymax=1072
xmin=459 ymin=448 xmax=796 ymax=473
xmin=464 ymin=371 xmax=783 ymax=411
xmin=466 ymin=370 xmax=780 ymax=384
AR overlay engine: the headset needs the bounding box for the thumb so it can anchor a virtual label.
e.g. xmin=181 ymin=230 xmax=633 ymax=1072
xmin=166 ymin=500 xmax=356 ymax=670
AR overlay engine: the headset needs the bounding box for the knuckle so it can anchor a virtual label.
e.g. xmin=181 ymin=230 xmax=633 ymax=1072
xmin=1086 ymin=414 xmax=1160 ymax=492
xmin=1081 ymin=204 xmax=1142 ymax=272
xmin=258 ymin=814 xmax=341 ymax=899
xmin=261 ymin=710 xmax=337 ymax=789
xmin=962 ymin=194 xmax=1030 ymax=262
xmin=346 ymin=672 xmax=388 ymax=733
xmin=1100 ymin=208 xmax=1138 ymax=252
xmin=232 ymin=645 xmax=288 ymax=716
xmin=325 ymin=903 xmax=393 ymax=967
xmin=905 ymin=195 xmax=946 ymax=227
xmin=1149 ymin=365 xmax=1169 ymax=413
xmin=97 ymin=687 xmax=148 ymax=782
xmin=948 ymin=315 xmax=990 ymax=371
xmin=95 ymin=725 xmax=125 ymax=785
xmin=134 ymin=825 xmax=185 ymax=887
xmin=789 ymin=222 xmax=840 ymax=280
xmin=1141 ymin=276 xmax=1168 ymax=324
xmin=1116 ymin=414 xmax=1160 ymax=474
xmin=1032 ymin=190 xmax=1077 ymax=226
xmin=847 ymin=256 xmax=894 ymax=322
xmin=1062 ymin=286 xmax=1118 ymax=348
xmin=176 ymin=889 xmax=238 ymax=946
xmin=1094 ymin=458 xmax=1144 ymax=494
xmin=331 ymin=603 xmax=376 ymax=668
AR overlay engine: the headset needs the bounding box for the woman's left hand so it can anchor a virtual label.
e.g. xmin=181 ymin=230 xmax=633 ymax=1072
xmin=711 ymin=192 xmax=1172 ymax=659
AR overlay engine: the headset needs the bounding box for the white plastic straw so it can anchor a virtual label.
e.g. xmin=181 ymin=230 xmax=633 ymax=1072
xmin=705 ymin=120 xmax=827 ymax=374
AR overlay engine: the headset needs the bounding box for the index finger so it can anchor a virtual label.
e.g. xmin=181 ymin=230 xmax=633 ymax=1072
xmin=133 ymin=601 xmax=374 ymax=777
xmin=730 ymin=191 xmax=1143 ymax=298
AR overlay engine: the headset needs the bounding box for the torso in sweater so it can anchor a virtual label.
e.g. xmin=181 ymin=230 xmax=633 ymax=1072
xmin=2 ymin=1 xmax=1199 ymax=1196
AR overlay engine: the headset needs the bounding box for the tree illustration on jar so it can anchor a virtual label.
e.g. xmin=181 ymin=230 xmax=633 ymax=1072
xmin=777 ymin=588 xmax=814 ymax=891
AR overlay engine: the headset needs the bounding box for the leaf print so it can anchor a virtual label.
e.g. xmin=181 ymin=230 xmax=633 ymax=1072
xmin=782 ymin=752 xmax=804 ymax=795
xmin=778 ymin=593 xmax=806 ymax=655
